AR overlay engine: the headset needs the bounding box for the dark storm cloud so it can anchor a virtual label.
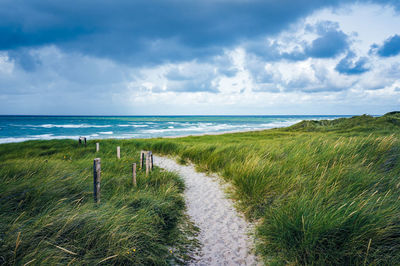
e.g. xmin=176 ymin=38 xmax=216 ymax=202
xmin=335 ymin=52 xmax=370 ymax=75
xmin=371 ymin=34 xmax=400 ymax=57
xmin=0 ymin=0 xmax=352 ymax=66
xmin=1 ymin=0 xmax=399 ymax=66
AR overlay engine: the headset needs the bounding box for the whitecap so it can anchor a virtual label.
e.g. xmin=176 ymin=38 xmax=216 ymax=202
xmin=118 ymin=124 xmax=148 ymax=128
xmin=0 ymin=135 xmax=81 ymax=144
xmin=99 ymin=131 xmax=113 ymax=135
xmin=132 ymin=125 xmax=148 ymax=128
xmin=29 ymin=124 xmax=112 ymax=128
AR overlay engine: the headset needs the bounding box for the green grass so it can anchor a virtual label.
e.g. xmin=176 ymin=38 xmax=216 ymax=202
xmin=2 ymin=112 xmax=400 ymax=265
xmin=0 ymin=140 xmax=198 ymax=265
xmin=131 ymin=112 xmax=400 ymax=265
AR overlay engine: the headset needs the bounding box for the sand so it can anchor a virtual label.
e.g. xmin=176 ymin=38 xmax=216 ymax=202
xmin=153 ymin=155 xmax=258 ymax=265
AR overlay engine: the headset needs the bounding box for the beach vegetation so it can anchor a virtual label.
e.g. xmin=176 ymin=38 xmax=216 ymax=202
xmin=134 ymin=112 xmax=400 ymax=265
xmin=0 ymin=140 xmax=198 ymax=265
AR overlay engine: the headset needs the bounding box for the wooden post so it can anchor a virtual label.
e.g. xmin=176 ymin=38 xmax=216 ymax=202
xmin=145 ymin=152 xmax=150 ymax=176
xmin=93 ymin=158 xmax=101 ymax=203
xmin=140 ymin=151 xmax=145 ymax=169
xmin=79 ymin=137 xmax=86 ymax=147
xmin=96 ymin=142 xmax=99 ymax=152
xmin=132 ymin=163 xmax=137 ymax=186
xmin=117 ymin=146 xmax=120 ymax=159
xmin=150 ymin=153 xmax=154 ymax=170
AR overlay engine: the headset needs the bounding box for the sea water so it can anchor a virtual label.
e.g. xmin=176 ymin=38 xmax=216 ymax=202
xmin=0 ymin=115 xmax=350 ymax=144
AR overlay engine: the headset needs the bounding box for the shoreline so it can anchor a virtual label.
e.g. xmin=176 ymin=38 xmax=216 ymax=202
xmin=0 ymin=115 xmax=349 ymax=144
xmin=0 ymin=125 xmax=293 ymax=144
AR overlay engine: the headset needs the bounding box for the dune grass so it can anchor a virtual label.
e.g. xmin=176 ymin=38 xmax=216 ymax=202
xmin=1 ymin=113 xmax=399 ymax=265
xmin=0 ymin=140 xmax=198 ymax=265
xmin=130 ymin=112 xmax=400 ymax=265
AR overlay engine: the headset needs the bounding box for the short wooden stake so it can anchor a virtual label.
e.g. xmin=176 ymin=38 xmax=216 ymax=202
xmin=140 ymin=150 xmax=145 ymax=169
xmin=150 ymin=153 xmax=154 ymax=170
xmin=145 ymin=152 xmax=150 ymax=176
xmin=117 ymin=146 xmax=120 ymax=159
xmin=96 ymin=142 xmax=100 ymax=152
xmin=78 ymin=137 xmax=87 ymax=147
xmin=93 ymin=158 xmax=101 ymax=203
xmin=132 ymin=163 xmax=137 ymax=186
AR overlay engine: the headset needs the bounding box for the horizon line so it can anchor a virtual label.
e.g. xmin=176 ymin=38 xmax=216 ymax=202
xmin=0 ymin=114 xmax=362 ymax=117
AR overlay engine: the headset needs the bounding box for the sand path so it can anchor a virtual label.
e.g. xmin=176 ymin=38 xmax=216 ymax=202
xmin=153 ymin=155 xmax=258 ymax=265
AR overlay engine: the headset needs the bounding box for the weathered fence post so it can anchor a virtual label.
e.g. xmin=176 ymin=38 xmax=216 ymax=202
xmin=117 ymin=146 xmax=120 ymax=159
xmin=140 ymin=150 xmax=145 ymax=169
xmin=93 ymin=158 xmax=101 ymax=203
xmin=150 ymin=152 xmax=153 ymax=170
xmin=132 ymin=163 xmax=137 ymax=186
xmin=78 ymin=137 xmax=87 ymax=147
xmin=96 ymin=142 xmax=99 ymax=152
xmin=145 ymin=152 xmax=150 ymax=176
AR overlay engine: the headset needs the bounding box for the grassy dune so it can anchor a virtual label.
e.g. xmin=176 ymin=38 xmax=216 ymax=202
xmin=1 ymin=113 xmax=399 ymax=265
xmin=0 ymin=140 xmax=197 ymax=265
xmin=133 ymin=112 xmax=400 ymax=265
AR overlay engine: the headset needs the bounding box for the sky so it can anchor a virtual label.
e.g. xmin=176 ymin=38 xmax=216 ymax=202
xmin=0 ymin=0 xmax=400 ymax=115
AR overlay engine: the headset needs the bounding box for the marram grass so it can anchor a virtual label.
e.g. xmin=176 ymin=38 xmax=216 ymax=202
xmin=133 ymin=112 xmax=400 ymax=265
xmin=0 ymin=140 xmax=199 ymax=265
xmin=1 ymin=113 xmax=399 ymax=265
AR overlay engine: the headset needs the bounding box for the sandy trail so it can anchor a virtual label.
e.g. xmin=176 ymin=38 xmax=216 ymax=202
xmin=153 ymin=155 xmax=258 ymax=265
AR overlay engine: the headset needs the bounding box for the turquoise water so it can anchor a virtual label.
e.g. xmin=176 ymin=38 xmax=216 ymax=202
xmin=0 ymin=115 xmax=350 ymax=143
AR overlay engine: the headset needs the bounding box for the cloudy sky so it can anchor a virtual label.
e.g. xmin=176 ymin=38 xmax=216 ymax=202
xmin=1 ymin=0 xmax=400 ymax=115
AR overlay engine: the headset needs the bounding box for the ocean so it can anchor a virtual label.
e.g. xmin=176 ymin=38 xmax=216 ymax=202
xmin=0 ymin=115 xmax=351 ymax=144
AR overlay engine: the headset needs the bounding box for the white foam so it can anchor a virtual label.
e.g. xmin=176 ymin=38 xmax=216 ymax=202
xmin=99 ymin=131 xmax=113 ymax=135
xmin=29 ymin=124 xmax=111 ymax=128
xmin=141 ymin=123 xmax=246 ymax=134
xmin=0 ymin=137 xmax=33 ymax=144
xmin=139 ymin=120 xmax=304 ymax=136
xmin=0 ymin=135 xmax=81 ymax=144
xmin=258 ymin=120 xmax=302 ymax=128
xmin=29 ymin=134 xmax=54 ymax=138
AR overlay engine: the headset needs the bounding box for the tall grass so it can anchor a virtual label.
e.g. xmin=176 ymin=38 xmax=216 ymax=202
xmin=2 ymin=113 xmax=399 ymax=265
xmin=135 ymin=113 xmax=400 ymax=265
xmin=0 ymin=140 xmax=198 ymax=265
